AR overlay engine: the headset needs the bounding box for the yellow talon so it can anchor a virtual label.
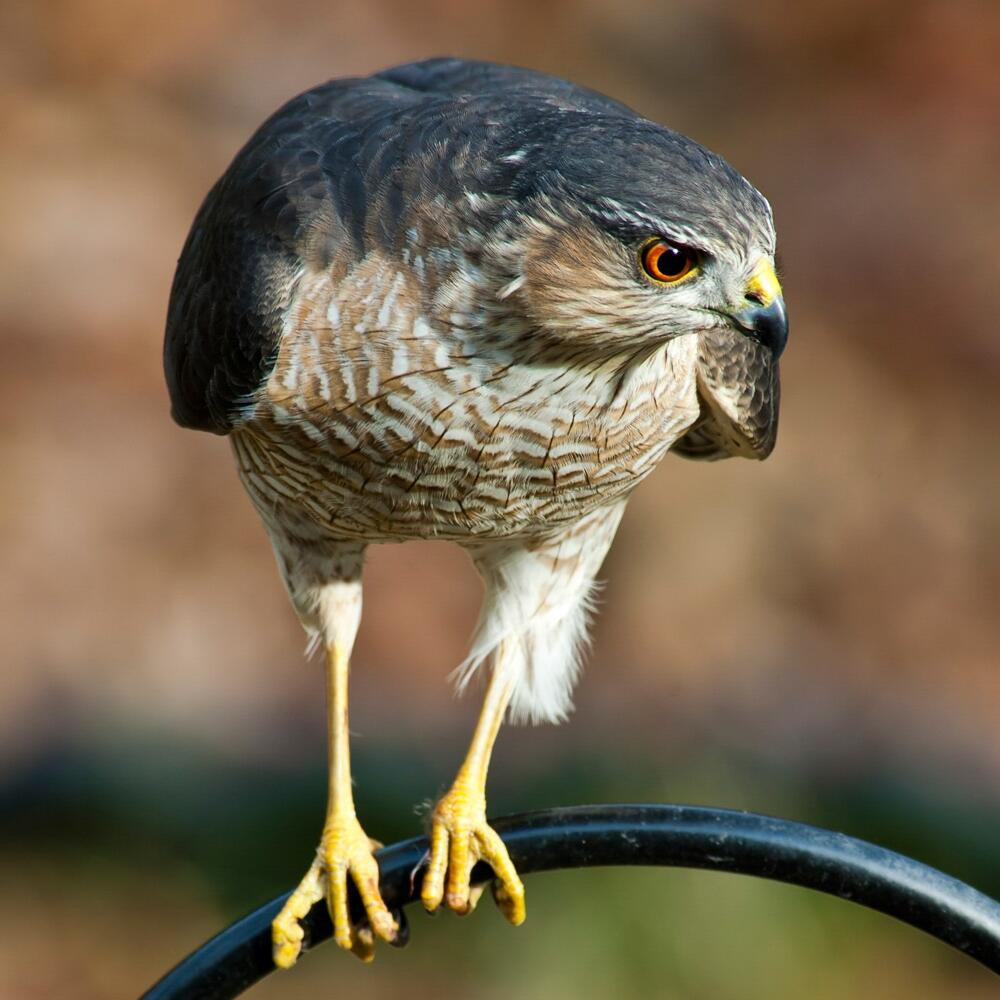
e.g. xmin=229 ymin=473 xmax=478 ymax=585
xmin=421 ymin=657 xmax=526 ymax=925
xmin=274 ymin=631 xmax=526 ymax=968
xmin=272 ymin=863 xmax=323 ymax=968
xmin=272 ymin=814 xmax=397 ymax=968
xmin=271 ymin=634 xmax=398 ymax=968
xmin=421 ymin=778 xmax=525 ymax=923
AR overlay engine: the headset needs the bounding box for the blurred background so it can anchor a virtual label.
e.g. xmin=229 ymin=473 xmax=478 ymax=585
xmin=2 ymin=1 xmax=999 ymax=996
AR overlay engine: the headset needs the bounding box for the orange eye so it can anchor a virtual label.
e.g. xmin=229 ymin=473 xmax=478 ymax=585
xmin=640 ymin=239 xmax=697 ymax=284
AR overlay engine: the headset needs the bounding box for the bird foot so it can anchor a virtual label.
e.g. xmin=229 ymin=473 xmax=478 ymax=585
xmin=272 ymin=814 xmax=399 ymax=967
xmin=420 ymin=776 xmax=525 ymax=925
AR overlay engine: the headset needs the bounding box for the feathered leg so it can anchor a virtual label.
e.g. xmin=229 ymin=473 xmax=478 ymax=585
xmin=422 ymin=501 xmax=628 ymax=922
xmin=272 ymin=574 xmax=398 ymax=967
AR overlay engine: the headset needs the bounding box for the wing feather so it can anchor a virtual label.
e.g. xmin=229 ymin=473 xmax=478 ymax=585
xmin=164 ymin=59 xmax=642 ymax=433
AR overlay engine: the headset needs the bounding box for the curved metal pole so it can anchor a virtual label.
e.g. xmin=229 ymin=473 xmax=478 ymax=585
xmin=141 ymin=804 xmax=1000 ymax=999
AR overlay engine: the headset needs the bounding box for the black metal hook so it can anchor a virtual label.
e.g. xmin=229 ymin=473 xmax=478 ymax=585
xmin=140 ymin=804 xmax=1000 ymax=999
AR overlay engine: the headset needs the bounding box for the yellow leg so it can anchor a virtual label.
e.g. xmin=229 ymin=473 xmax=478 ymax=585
xmin=272 ymin=641 xmax=398 ymax=968
xmin=421 ymin=650 xmax=526 ymax=925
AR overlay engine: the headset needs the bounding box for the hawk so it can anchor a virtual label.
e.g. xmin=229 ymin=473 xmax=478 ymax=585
xmin=164 ymin=57 xmax=786 ymax=967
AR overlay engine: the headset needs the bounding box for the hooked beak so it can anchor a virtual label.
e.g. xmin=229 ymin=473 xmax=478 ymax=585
xmin=731 ymin=259 xmax=788 ymax=358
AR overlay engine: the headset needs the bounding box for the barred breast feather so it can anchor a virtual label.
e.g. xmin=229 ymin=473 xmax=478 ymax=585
xmin=232 ymin=258 xmax=701 ymax=543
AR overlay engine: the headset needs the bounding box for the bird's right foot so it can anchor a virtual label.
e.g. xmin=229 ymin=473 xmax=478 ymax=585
xmin=272 ymin=814 xmax=399 ymax=967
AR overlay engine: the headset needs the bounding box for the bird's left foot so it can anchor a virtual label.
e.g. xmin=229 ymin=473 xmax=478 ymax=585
xmin=420 ymin=775 xmax=525 ymax=924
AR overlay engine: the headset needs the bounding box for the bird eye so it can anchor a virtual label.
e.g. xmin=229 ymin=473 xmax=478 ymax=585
xmin=640 ymin=238 xmax=697 ymax=285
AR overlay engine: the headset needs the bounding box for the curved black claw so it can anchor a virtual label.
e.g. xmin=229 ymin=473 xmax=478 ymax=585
xmin=388 ymin=907 xmax=410 ymax=948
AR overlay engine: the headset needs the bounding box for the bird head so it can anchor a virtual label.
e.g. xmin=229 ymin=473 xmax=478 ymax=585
xmin=469 ymin=112 xmax=786 ymax=460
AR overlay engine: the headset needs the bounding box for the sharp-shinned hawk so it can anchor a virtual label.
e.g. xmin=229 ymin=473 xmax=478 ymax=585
xmin=164 ymin=57 xmax=787 ymax=966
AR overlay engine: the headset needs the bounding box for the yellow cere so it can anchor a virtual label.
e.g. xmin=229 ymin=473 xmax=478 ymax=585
xmin=746 ymin=259 xmax=782 ymax=306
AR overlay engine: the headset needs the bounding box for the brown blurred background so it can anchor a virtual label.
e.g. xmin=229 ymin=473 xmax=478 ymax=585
xmin=2 ymin=1 xmax=998 ymax=997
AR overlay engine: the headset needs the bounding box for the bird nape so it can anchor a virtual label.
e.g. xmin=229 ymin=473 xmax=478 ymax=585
xmin=163 ymin=56 xmax=787 ymax=967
